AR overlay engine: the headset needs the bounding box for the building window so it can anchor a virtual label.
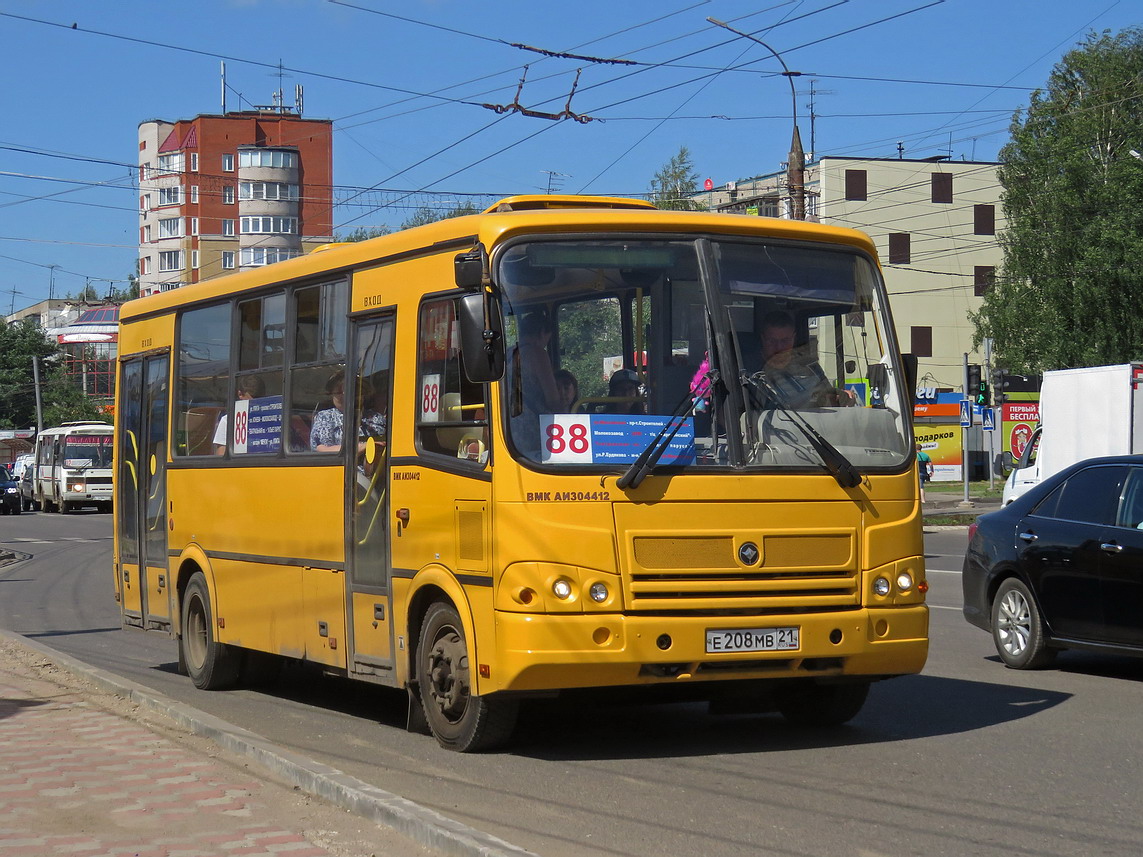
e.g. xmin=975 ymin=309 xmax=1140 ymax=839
xmin=158 ymin=250 xmax=183 ymax=272
xmin=222 ymin=153 xmax=235 ymax=172
xmin=805 ymin=193 xmax=818 ymax=218
xmin=223 ymin=186 xmax=235 ymax=205
xmin=158 ymin=218 xmax=183 ymax=239
xmin=222 ymin=219 xmax=235 ymax=237
xmin=240 ymin=247 xmax=302 ymax=267
xmin=844 ymin=169 xmax=867 ymax=201
xmin=974 ymin=266 xmax=996 ymax=297
xmin=139 ymin=257 xmax=151 ymax=276
xmin=238 ymin=181 xmax=300 ymax=201
xmin=191 ymin=250 xmax=199 ymax=269
xmin=190 ymin=152 xmax=199 ymax=172
xmin=157 ymin=153 xmax=184 ymax=174
xmin=140 ymin=194 xmax=150 ymax=213
xmin=190 ymin=217 xmax=199 ymax=236
xmin=143 ymin=225 xmax=152 ymax=243
xmin=888 ymin=233 xmax=911 ymax=265
xmin=974 ymin=204 xmax=996 ymax=235
xmin=931 ymin=172 xmax=953 ymax=203
xmin=239 ymin=149 xmax=298 ymax=169
xmin=157 ymin=185 xmax=182 ymax=206
xmin=240 ymin=216 xmax=298 ymax=235
xmin=222 ymin=251 xmax=236 ymax=270
xmin=190 ymin=185 xmax=199 ymax=204
xmin=910 ymin=326 xmax=933 ymax=357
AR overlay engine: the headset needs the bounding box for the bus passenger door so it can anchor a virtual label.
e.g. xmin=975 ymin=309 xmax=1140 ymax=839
xmin=115 ymin=354 xmax=172 ymax=631
xmin=346 ymin=314 xmax=396 ymax=679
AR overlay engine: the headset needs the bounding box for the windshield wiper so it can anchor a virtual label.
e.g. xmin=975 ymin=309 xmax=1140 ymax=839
xmin=744 ymin=372 xmax=861 ymax=489
xmin=616 ymin=368 xmax=717 ymax=491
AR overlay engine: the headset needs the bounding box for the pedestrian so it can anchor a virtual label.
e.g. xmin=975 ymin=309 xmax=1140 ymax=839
xmin=916 ymin=442 xmax=934 ymax=502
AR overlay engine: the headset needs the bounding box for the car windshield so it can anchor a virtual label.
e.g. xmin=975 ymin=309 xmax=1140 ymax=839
xmin=497 ymin=236 xmax=911 ymax=475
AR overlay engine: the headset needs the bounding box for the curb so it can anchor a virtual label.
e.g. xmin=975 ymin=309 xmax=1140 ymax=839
xmin=0 ymin=628 xmax=537 ymax=857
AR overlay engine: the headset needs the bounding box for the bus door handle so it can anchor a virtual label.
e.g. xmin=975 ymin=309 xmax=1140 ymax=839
xmin=396 ymin=508 xmax=410 ymax=525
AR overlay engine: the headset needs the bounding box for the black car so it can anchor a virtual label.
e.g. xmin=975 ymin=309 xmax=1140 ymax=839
xmin=963 ymin=454 xmax=1143 ymax=668
xmin=0 ymin=467 xmax=20 ymax=515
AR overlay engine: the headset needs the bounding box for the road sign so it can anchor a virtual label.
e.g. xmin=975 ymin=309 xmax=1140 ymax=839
xmin=982 ymin=408 xmax=995 ymax=431
xmin=959 ymin=400 xmax=972 ymax=428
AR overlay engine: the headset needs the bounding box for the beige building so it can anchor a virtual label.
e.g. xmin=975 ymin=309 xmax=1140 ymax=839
xmin=709 ymin=156 xmax=1002 ymax=393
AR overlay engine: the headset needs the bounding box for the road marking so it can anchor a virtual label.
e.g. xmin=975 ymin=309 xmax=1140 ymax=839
xmin=929 ymin=604 xmax=962 ymax=611
xmin=926 ymin=568 xmax=962 ymax=574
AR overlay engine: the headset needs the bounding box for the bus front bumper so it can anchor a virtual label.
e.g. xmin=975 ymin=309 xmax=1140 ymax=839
xmin=485 ymin=606 xmax=928 ymax=693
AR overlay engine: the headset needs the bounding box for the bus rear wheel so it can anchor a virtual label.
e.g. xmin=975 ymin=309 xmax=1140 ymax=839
xmin=416 ymin=602 xmax=517 ymax=752
xmin=774 ymin=680 xmax=870 ymax=727
xmin=180 ymin=572 xmax=240 ymax=690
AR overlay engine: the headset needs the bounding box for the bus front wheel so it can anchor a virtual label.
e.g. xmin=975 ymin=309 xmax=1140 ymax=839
xmin=416 ymin=602 xmax=517 ymax=752
xmin=774 ymin=680 xmax=870 ymax=727
xmin=180 ymin=573 xmax=240 ymax=690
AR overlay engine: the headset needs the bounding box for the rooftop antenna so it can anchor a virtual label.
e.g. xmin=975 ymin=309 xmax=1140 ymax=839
xmin=897 ymin=141 xmax=905 ymax=159
xmin=295 ymin=84 xmax=304 ymax=116
xmin=221 ymin=61 xmax=226 ymax=113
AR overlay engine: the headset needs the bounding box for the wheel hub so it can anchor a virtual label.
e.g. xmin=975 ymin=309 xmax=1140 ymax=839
xmin=427 ymin=630 xmax=470 ymax=720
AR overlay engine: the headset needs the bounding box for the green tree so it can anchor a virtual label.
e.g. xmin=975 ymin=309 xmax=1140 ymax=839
xmin=0 ymin=319 xmax=101 ymax=429
xmin=649 ymin=146 xmax=706 ymax=211
xmin=973 ymin=28 xmax=1143 ymax=372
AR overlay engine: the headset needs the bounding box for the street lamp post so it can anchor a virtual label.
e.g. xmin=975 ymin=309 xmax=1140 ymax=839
xmin=707 ymin=17 xmax=805 ymax=220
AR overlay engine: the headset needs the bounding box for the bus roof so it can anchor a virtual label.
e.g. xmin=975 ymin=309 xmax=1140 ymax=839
xmin=121 ymin=196 xmax=879 ymax=323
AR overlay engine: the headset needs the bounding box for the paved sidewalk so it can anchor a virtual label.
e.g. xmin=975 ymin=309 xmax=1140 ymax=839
xmin=0 ymin=632 xmax=535 ymax=857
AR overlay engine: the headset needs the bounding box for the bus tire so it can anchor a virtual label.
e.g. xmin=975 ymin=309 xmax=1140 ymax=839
xmin=775 ymin=680 xmax=870 ymax=727
xmin=416 ymin=602 xmax=517 ymax=752
xmin=59 ymin=501 xmax=71 ymax=514
xmin=180 ymin=572 xmax=240 ymax=690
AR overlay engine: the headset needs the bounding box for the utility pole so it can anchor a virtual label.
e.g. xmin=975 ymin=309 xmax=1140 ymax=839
xmin=32 ymin=356 xmax=44 ymax=433
xmin=708 ymin=18 xmax=804 ymax=220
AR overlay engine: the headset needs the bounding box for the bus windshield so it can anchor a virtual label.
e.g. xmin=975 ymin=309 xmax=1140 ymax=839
xmin=497 ymin=236 xmax=911 ymax=474
xmin=63 ymin=434 xmax=114 ymax=469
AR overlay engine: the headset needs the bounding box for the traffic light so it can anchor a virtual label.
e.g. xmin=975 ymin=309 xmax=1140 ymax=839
xmin=991 ymin=367 xmax=1007 ymax=404
xmin=967 ymin=364 xmax=987 ymax=406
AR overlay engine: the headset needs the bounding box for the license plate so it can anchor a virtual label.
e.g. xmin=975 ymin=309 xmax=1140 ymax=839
xmin=705 ymin=626 xmax=800 ymax=654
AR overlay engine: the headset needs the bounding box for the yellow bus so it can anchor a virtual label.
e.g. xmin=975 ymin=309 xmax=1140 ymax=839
xmin=114 ymin=195 xmax=927 ymax=751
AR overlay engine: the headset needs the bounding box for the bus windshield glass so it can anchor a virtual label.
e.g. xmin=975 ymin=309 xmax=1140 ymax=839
xmin=63 ymin=434 xmax=114 ymax=469
xmin=497 ymin=236 xmax=911 ymax=474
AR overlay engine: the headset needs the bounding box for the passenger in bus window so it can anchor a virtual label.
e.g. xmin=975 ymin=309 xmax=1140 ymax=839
xmin=554 ymin=368 xmax=579 ymax=413
xmin=213 ymin=375 xmax=266 ymax=455
xmin=515 ymin=310 xmax=562 ymax=414
xmin=603 ymin=368 xmax=645 ymax=415
xmin=310 ymin=368 xmax=385 ymax=454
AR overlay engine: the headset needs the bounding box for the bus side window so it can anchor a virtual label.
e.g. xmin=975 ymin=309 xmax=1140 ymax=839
xmin=415 ymin=297 xmax=487 ymax=462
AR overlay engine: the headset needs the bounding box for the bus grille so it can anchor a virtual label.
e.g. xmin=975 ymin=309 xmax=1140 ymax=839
xmin=627 ymin=534 xmax=858 ymax=613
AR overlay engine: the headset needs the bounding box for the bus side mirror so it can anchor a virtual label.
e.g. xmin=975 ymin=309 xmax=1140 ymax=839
xmin=458 ymin=292 xmax=505 ymax=382
xmin=454 ymin=244 xmax=489 ymax=290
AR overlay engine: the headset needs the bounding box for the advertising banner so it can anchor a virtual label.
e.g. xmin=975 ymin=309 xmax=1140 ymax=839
xmin=915 ymin=424 xmax=962 ymax=482
xmin=1002 ymin=402 xmax=1040 ymax=459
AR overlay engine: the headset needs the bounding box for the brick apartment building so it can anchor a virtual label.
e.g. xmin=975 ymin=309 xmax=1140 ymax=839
xmin=137 ymin=110 xmax=333 ymax=296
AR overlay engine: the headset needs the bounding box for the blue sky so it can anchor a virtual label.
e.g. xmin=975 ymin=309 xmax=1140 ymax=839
xmin=0 ymin=0 xmax=1138 ymax=308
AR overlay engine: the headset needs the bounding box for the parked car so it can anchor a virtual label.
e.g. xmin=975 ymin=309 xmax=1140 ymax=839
xmin=19 ymin=466 xmax=37 ymax=512
xmin=0 ymin=467 xmax=21 ymax=515
xmin=963 ymin=454 xmax=1143 ymax=668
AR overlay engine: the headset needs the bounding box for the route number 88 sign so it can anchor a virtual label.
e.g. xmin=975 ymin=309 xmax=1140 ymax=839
xmin=540 ymin=414 xmax=593 ymax=463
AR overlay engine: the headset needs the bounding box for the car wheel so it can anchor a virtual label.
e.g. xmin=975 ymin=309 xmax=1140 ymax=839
xmin=991 ymin=578 xmax=1056 ymax=669
xmin=179 ymin=572 xmax=240 ymax=690
xmin=416 ymin=602 xmax=517 ymax=752
xmin=775 ymin=680 xmax=870 ymax=727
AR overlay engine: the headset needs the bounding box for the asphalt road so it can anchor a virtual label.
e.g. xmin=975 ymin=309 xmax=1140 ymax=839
xmin=3 ymin=512 xmax=1143 ymax=857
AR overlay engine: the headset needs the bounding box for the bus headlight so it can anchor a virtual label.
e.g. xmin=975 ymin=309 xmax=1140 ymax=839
xmin=552 ymin=578 xmax=573 ymax=600
xmin=70 ymin=482 xmax=86 ymax=493
xmin=589 ymin=582 xmax=609 ymax=603
xmin=873 ymin=576 xmax=891 ymax=597
xmin=896 ymin=572 xmax=914 ymax=592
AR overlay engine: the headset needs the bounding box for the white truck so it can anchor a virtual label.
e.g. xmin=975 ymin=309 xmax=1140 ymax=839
xmin=1002 ymin=362 xmax=1143 ymax=505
